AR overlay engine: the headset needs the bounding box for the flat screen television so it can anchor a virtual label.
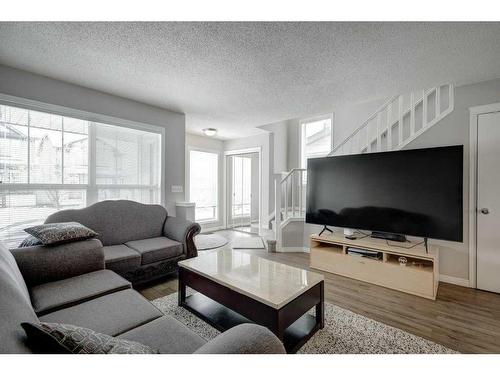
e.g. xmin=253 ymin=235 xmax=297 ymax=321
xmin=305 ymin=145 xmax=463 ymax=242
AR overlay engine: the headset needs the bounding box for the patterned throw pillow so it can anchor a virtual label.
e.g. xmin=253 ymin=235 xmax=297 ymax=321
xmin=22 ymin=322 xmax=158 ymax=354
xmin=19 ymin=235 xmax=43 ymax=248
xmin=24 ymin=222 xmax=98 ymax=246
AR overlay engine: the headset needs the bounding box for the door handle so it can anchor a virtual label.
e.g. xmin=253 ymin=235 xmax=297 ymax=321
xmin=480 ymin=208 xmax=490 ymax=215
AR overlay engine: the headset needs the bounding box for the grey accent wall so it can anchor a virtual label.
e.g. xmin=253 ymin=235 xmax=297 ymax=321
xmin=0 ymin=64 xmax=186 ymax=215
xmin=287 ymin=119 xmax=301 ymax=169
xmin=333 ymin=98 xmax=388 ymax=148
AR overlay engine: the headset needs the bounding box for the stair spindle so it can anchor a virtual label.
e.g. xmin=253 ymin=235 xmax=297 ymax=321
xmin=410 ymin=92 xmax=415 ymax=136
xmin=387 ymin=103 xmax=392 ymax=151
xmin=398 ymin=96 xmax=403 ymax=147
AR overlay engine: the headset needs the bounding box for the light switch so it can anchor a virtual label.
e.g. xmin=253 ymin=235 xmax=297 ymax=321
xmin=171 ymin=185 xmax=184 ymax=193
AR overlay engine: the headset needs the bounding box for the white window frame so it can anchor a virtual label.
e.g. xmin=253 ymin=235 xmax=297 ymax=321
xmin=0 ymin=93 xmax=166 ymax=206
xmin=300 ymin=113 xmax=334 ymax=170
xmin=186 ymin=146 xmax=220 ymax=224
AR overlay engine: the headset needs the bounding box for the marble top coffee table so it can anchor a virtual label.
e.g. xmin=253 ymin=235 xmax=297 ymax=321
xmin=177 ymin=249 xmax=324 ymax=353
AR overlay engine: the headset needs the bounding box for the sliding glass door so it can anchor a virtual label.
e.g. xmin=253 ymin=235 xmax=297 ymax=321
xmin=226 ymin=152 xmax=258 ymax=229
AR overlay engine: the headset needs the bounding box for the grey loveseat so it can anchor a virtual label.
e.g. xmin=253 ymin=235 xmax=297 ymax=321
xmin=0 ymin=241 xmax=286 ymax=354
xmin=42 ymin=200 xmax=201 ymax=285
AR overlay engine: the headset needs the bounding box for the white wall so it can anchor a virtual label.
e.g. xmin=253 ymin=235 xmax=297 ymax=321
xmin=0 ymin=65 xmax=186 ymax=215
xmin=185 ymin=133 xmax=224 ymax=230
xmin=259 ymin=120 xmax=289 ymax=174
xmin=250 ymin=153 xmax=260 ymax=222
xmin=259 ymin=120 xmax=291 ymax=215
xmin=285 ymin=98 xmax=388 ymax=169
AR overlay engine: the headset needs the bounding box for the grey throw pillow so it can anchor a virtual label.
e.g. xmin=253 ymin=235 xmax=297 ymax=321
xmin=24 ymin=222 xmax=98 ymax=245
xmin=22 ymin=322 xmax=158 ymax=354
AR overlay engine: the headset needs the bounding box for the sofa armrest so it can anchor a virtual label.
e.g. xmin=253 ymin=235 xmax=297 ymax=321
xmin=194 ymin=324 xmax=286 ymax=354
xmin=163 ymin=216 xmax=201 ymax=258
xmin=10 ymin=239 xmax=104 ymax=287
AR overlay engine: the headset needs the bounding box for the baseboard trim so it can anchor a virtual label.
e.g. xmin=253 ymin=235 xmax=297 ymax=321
xmin=200 ymin=225 xmax=225 ymax=233
xmin=278 ymin=246 xmax=309 ymax=253
xmin=439 ymin=274 xmax=470 ymax=288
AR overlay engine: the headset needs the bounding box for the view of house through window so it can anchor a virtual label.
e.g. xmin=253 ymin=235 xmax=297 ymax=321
xmin=0 ymin=103 xmax=162 ymax=247
xmin=300 ymin=116 xmax=333 ymax=170
xmin=189 ymin=150 xmax=218 ymax=222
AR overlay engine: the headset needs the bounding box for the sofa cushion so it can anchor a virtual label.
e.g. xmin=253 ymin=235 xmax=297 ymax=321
xmin=0 ymin=242 xmax=38 ymax=353
xmin=1 ymin=242 xmax=30 ymax=301
xmin=11 ymin=239 xmax=104 ymax=287
xmin=103 ymin=245 xmax=141 ymax=273
xmin=194 ymin=323 xmax=286 ymax=354
xmin=117 ymin=316 xmax=205 ymax=354
xmin=40 ymin=289 xmax=162 ymax=336
xmin=125 ymin=237 xmax=183 ymax=265
xmin=24 ymin=222 xmax=98 ymax=245
xmin=45 ymin=200 xmax=167 ymax=246
xmin=22 ymin=322 xmax=157 ymax=354
xmin=32 ymin=270 xmax=131 ymax=315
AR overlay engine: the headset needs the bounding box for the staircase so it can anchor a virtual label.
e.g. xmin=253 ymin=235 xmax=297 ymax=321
xmin=330 ymin=84 xmax=454 ymax=156
xmin=273 ymin=84 xmax=455 ymax=251
xmin=273 ymin=168 xmax=307 ymax=249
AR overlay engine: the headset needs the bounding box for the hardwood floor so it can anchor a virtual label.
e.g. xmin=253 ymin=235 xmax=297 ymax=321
xmin=138 ymin=230 xmax=500 ymax=354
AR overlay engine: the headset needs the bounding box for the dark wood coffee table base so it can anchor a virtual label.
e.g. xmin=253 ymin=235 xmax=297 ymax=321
xmin=178 ymin=267 xmax=324 ymax=353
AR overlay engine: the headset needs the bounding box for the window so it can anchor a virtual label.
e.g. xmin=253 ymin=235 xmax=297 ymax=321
xmin=300 ymin=116 xmax=333 ymax=169
xmin=189 ymin=150 xmax=218 ymax=222
xmin=0 ymin=102 xmax=162 ymax=247
xmin=95 ymin=123 xmax=161 ymax=204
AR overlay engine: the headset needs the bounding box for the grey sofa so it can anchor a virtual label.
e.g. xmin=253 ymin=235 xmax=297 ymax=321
xmin=0 ymin=241 xmax=286 ymax=354
xmin=41 ymin=200 xmax=201 ymax=285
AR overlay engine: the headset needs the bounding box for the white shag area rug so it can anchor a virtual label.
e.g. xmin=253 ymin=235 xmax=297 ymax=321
xmin=152 ymin=291 xmax=457 ymax=354
xmin=194 ymin=234 xmax=229 ymax=250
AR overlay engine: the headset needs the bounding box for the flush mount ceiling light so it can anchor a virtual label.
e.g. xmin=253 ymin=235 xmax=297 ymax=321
xmin=202 ymin=128 xmax=218 ymax=137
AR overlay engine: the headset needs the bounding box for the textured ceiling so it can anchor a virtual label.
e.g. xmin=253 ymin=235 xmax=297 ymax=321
xmin=1 ymin=22 xmax=500 ymax=139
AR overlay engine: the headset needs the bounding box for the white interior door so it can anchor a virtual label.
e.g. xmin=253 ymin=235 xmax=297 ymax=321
xmin=477 ymin=111 xmax=500 ymax=293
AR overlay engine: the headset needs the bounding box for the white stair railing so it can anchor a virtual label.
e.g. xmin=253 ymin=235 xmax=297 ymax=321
xmin=330 ymin=84 xmax=454 ymax=156
xmin=274 ymin=168 xmax=306 ymax=246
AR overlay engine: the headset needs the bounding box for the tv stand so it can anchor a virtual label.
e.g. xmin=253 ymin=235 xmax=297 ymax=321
xmin=309 ymin=232 xmax=439 ymax=300
xmin=319 ymin=225 xmax=333 ymax=236
xmin=371 ymin=231 xmax=407 ymax=242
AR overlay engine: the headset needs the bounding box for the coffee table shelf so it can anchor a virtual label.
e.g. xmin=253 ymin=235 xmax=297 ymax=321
xmin=183 ymin=293 xmax=319 ymax=353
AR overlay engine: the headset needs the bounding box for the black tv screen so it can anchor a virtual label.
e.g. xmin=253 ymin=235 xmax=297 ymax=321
xmin=306 ymin=145 xmax=463 ymax=242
